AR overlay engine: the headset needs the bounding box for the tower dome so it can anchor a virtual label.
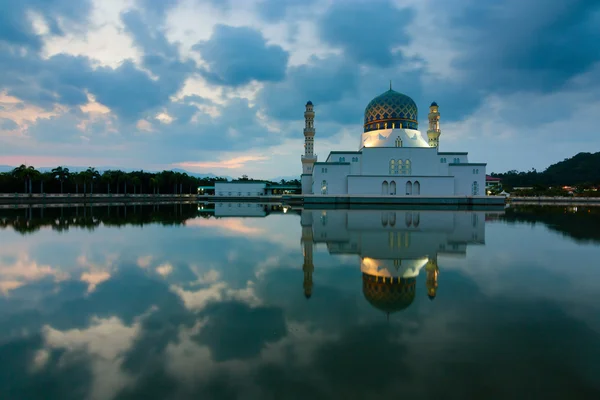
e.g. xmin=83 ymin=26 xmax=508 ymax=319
xmin=362 ymin=273 xmax=416 ymax=313
xmin=364 ymin=89 xmax=418 ymax=133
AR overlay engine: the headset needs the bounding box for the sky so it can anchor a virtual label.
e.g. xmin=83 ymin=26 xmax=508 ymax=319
xmin=0 ymin=0 xmax=599 ymax=179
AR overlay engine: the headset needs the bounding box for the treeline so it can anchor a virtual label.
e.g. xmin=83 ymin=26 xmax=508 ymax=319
xmin=0 ymin=203 xmax=205 ymax=235
xmin=499 ymin=206 xmax=600 ymax=243
xmin=0 ymin=165 xmax=300 ymax=194
xmin=491 ymin=152 xmax=600 ymax=189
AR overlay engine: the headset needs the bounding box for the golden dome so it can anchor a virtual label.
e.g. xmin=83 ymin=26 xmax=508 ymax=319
xmin=362 ymin=273 xmax=416 ymax=313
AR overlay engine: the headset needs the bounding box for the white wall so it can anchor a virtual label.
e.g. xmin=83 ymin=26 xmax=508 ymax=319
xmin=449 ymin=164 xmax=486 ymax=195
xmin=360 ymin=147 xmax=444 ymax=176
xmin=326 ymin=153 xmax=362 ymax=174
xmin=347 ymin=175 xmax=455 ymax=195
xmin=301 ymin=174 xmax=313 ymax=194
xmin=312 ymin=163 xmax=351 ymax=194
xmin=215 ymin=182 xmax=266 ymax=197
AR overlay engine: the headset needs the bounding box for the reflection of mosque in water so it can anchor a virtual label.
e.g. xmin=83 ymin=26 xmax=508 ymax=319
xmin=301 ymin=210 xmax=488 ymax=314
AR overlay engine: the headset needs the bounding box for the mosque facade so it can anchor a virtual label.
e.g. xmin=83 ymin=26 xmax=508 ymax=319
xmin=301 ymin=88 xmax=487 ymax=196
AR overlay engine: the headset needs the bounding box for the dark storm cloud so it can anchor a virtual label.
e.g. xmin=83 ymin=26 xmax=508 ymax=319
xmin=258 ymin=55 xmax=361 ymax=122
xmin=318 ymin=0 xmax=414 ymax=67
xmin=258 ymin=0 xmax=600 ymax=129
xmin=258 ymin=55 xmax=427 ymax=131
xmin=193 ymin=24 xmax=289 ymax=86
xmin=445 ymin=0 xmax=600 ymax=94
xmin=0 ymin=0 xmax=92 ymax=49
xmin=0 ymin=3 xmax=195 ymax=122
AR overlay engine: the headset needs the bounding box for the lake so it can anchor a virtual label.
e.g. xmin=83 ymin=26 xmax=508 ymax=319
xmin=1 ymin=203 xmax=599 ymax=399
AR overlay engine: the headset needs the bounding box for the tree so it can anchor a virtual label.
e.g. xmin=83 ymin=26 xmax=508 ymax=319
xmin=11 ymin=165 xmax=38 ymax=194
xmin=84 ymin=167 xmax=101 ymax=195
xmin=51 ymin=166 xmax=70 ymax=194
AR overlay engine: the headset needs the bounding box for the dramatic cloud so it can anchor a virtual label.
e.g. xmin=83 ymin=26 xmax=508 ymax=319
xmin=318 ymin=0 xmax=414 ymax=67
xmin=193 ymin=25 xmax=289 ymax=87
xmin=0 ymin=0 xmax=599 ymax=176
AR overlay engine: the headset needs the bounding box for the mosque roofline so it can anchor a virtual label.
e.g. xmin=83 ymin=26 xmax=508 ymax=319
xmin=362 ymin=147 xmax=438 ymax=150
xmin=438 ymin=152 xmax=468 ymax=155
xmin=347 ymin=174 xmax=454 ymax=178
xmin=448 ymin=163 xmax=487 ymax=166
xmin=314 ymin=162 xmax=351 ymax=165
xmin=329 ymin=151 xmax=362 ymax=154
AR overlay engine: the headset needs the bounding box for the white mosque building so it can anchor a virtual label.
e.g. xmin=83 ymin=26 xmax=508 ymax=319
xmin=301 ymin=88 xmax=487 ymax=197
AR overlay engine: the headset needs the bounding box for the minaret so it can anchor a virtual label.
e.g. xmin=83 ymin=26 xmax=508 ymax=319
xmin=427 ymin=102 xmax=441 ymax=149
xmin=300 ymin=211 xmax=315 ymax=299
xmin=425 ymin=258 xmax=439 ymax=300
xmin=301 ymin=101 xmax=317 ymax=194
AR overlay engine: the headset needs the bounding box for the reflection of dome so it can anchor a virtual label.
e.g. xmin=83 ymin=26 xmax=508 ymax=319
xmin=364 ymin=89 xmax=418 ymax=133
xmin=362 ymin=273 xmax=416 ymax=313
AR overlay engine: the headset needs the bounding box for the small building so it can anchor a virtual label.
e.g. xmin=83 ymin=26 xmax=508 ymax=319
xmin=214 ymin=181 xmax=267 ymax=197
xmin=211 ymin=181 xmax=302 ymax=197
xmin=485 ymin=175 xmax=502 ymax=193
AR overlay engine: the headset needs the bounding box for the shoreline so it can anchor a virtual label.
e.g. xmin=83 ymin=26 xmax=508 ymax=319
xmin=2 ymin=193 xmax=600 ymax=207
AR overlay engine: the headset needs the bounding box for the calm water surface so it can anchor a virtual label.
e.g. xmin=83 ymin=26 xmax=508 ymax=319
xmin=1 ymin=203 xmax=599 ymax=400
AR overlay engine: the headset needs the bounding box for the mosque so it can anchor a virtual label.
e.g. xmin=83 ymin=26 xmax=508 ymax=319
xmin=301 ymin=87 xmax=487 ymax=196
xmin=300 ymin=209 xmax=491 ymax=315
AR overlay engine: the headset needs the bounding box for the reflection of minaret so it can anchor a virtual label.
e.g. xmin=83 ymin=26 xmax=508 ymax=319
xmin=425 ymin=258 xmax=439 ymax=300
xmin=302 ymin=226 xmax=314 ymax=299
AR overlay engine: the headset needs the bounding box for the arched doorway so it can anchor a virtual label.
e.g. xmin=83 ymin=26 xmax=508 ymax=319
xmin=406 ymin=181 xmax=412 ymax=195
xmin=414 ymin=180 xmax=420 ymax=195
xmin=472 ymin=181 xmax=479 ymax=195
xmin=382 ymin=181 xmax=389 ymax=195
xmin=390 ymin=181 xmax=396 ymax=195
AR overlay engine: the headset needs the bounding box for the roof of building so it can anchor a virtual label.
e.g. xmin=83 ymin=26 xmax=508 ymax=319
xmin=486 ymin=175 xmax=502 ymax=182
xmin=362 ymin=274 xmax=416 ymax=313
xmin=363 ymin=89 xmax=418 ymax=133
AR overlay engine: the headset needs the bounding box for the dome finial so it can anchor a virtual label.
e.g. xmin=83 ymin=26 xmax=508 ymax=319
xmin=389 ymin=80 xmax=392 ymax=91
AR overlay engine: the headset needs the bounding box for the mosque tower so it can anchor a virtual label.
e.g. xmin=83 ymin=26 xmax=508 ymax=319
xmin=425 ymin=257 xmax=439 ymax=300
xmin=427 ymin=102 xmax=441 ymax=148
xmin=301 ymin=101 xmax=317 ymax=194
xmin=301 ymin=211 xmax=315 ymax=299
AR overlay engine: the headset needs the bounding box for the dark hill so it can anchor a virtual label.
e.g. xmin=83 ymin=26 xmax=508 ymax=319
xmin=492 ymin=152 xmax=600 ymax=188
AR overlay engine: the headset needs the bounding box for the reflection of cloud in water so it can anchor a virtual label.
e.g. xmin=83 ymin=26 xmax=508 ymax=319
xmin=156 ymin=263 xmax=174 ymax=277
xmin=80 ymin=271 xmax=111 ymax=293
xmin=187 ymin=218 xmax=265 ymax=236
xmin=43 ymin=316 xmax=140 ymax=400
xmin=0 ymin=254 xmax=69 ymax=295
xmin=136 ymin=255 xmax=153 ymax=268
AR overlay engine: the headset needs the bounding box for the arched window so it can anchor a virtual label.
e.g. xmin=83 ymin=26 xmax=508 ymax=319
xmin=406 ymin=181 xmax=413 ymax=195
xmin=395 ymin=137 xmax=402 ymax=147
xmin=321 ymin=180 xmax=328 ymax=195
xmin=397 ymin=159 xmax=402 ymax=174
xmin=405 ymin=159 xmax=412 ymax=175
xmin=390 ymin=181 xmax=396 ymax=195
xmin=381 ymin=212 xmax=388 ymax=227
xmin=389 ymin=159 xmax=395 ymax=174
xmin=389 ymin=212 xmax=396 ymax=226
xmin=414 ymin=180 xmax=420 ymax=195
xmin=472 ymin=181 xmax=479 ymax=195
xmin=413 ymin=213 xmax=420 ymax=227
xmin=382 ymin=180 xmax=389 ymax=195
xmin=405 ymin=213 xmax=412 ymax=227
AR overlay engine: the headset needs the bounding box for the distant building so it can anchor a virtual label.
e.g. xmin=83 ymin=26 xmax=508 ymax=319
xmin=301 ymin=88 xmax=487 ymax=196
xmin=485 ymin=175 xmax=502 ymax=193
xmin=210 ymin=181 xmax=301 ymax=197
